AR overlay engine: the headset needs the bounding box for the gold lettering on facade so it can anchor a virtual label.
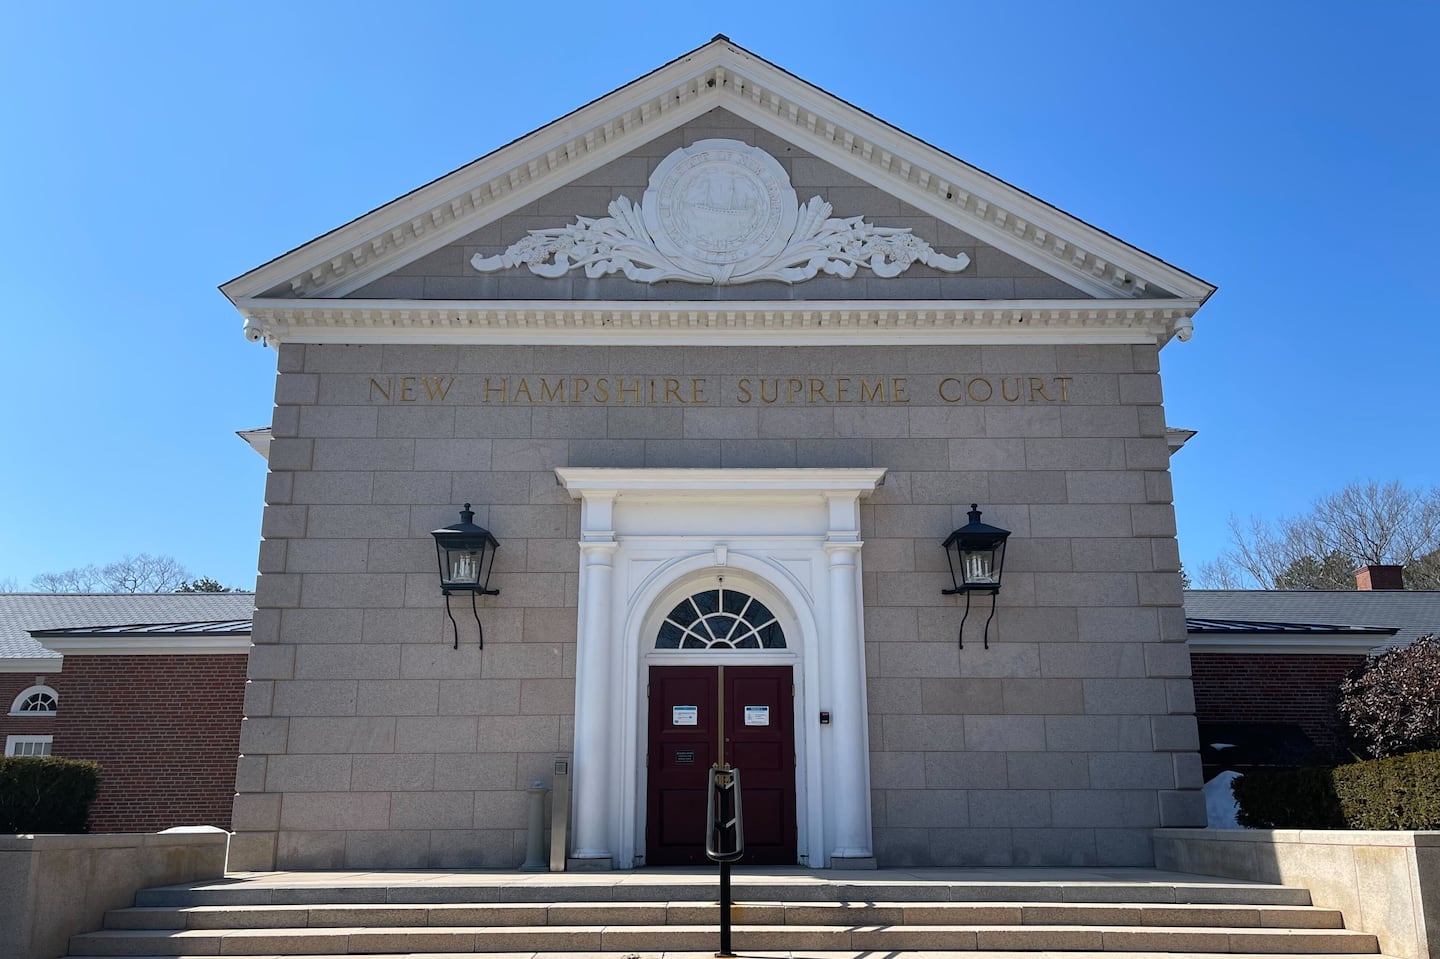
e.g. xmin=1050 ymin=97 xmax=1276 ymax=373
xmin=369 ymin=372 xmax=1072 ymax=405
xmin=935 ymin=376 xmax=1073 ymax=404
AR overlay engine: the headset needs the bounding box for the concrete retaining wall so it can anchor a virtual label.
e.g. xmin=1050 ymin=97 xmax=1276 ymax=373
xmin=1154 ymin=827 xmax=1440 ymax=959
xmin=0 ymin=832 xmax=228 ymax=959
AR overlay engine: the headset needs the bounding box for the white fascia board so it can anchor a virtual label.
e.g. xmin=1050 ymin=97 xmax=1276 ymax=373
xmin=0 ymin=658 xmax=63 ymax=673
xmin=1187 ymin=635 xmax=1389 ymax=656
xmin=238 ymin=297 xmax=1201 ymax=348
xmin=556 ymin=467 xmax=887 ymax=496
xmin=36 ymin=636 xmax=251 ymax=656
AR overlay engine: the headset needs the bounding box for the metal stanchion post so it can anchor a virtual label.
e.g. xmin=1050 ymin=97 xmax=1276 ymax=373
xmin=706 ymin=763 xmax=744 ymax=958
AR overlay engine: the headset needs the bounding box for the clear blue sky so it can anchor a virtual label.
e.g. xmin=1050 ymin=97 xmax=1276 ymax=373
xmin=2 ymin=1 xmax=1436 ymax=590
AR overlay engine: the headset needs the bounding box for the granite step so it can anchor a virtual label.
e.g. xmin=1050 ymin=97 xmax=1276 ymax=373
xmin=62 ymin=955 xmax=1405 ymax=959
xmin=131 ymin=877 xmax=1317 ymax=907
xmin=102 ymin=898 xmax=1348 ymax=930
xmin=68 ymin=922 xmax=1382 ymax=956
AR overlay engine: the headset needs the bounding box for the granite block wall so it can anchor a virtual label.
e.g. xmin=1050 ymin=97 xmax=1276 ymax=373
xmin=231 ymin=338 xmax=1199 ymax=870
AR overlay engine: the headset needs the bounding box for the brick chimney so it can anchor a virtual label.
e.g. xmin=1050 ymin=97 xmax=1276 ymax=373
xmin=1355 ymin=564 xmax=1404 ymax=590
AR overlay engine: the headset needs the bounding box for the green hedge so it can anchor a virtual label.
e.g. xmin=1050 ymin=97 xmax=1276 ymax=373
xmin=1233 ymin=749 xmax=1440 ymax=829
xmin=0 ymin=757 xmax=101 ymax=834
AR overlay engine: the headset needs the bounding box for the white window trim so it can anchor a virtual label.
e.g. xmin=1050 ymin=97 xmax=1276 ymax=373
xmin=9 ymin=685 xmax=58 ymax=716
xmin=4 ymin=734 xmax=53 ymax=757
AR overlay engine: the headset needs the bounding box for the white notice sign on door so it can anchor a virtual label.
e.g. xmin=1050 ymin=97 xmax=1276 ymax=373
xmin=673 ymin=706 xmax=698 ymax=726
xmin=744 ymin=705 xmax=770 ymax=726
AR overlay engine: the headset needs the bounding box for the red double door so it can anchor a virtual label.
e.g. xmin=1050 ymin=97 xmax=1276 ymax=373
xmin=645 ymin=664 xmax=796 ymax=866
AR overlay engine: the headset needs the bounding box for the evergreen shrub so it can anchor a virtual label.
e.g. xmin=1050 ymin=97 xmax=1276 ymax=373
xmin=0 ymin=756 xmax=101 ymax=834
xmin=1232 ymin=765 xmax=1344 ymax=828
xmin=1233 ymin=750 xmax=1440 ymax=829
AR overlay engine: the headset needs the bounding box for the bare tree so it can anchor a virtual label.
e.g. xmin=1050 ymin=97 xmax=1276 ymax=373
xmin=100 ymin=554 xmax=191 ymax=593
xmin=1196 ymin=481 xmax=1440 ymax=590
xmin=0 ymin=577 xmax=18 ymax=592
xmin=31 ymin=554 xmax=192 ymax=593
xmin=31 ymin=566 xmax=104 ymax=593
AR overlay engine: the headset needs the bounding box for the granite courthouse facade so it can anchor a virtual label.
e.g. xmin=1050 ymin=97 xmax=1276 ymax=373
xmin=222 ymin=38 xmax=1215 ymax=871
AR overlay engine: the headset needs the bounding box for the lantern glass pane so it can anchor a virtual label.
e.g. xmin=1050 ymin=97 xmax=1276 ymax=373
xmin=446 ymin=548 xmax=483 ymax=585
xmin=963 ymin=548 xmax=996 ymax=584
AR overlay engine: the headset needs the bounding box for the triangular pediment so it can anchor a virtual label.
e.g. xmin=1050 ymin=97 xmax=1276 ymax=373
xmin=224 ymin=37 xmax=1212 ymax=346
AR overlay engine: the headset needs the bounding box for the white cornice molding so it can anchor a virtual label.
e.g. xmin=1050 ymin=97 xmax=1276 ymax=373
xmin=556 ymin=467 xmax=888 ymax=496
xmin=36 ymin=636 xmax=251 ymax=656
xmin=222 ymin=39 xmax=1214 ymax=315
xmin=238 ymin=297 xmax=1199 ymax=347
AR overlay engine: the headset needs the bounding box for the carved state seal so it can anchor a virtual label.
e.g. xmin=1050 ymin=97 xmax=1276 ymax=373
xmin=470 ymin=137 xmax=971 ymax=286
xmin=647 ymin=141 xmax=795 ymax=270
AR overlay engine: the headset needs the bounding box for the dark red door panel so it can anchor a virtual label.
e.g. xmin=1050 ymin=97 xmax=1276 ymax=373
xmin=646 ymin=666 xmax=716 ymax=865
xmin=723 ymin=667 xmax=795 ymax=865
xmin=646 ymin=664 xmax=795 ymax=866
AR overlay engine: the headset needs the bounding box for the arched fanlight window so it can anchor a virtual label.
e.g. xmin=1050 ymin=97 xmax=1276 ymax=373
xmin=10 ymin=686 xmax=58 ymax=716
xmin=655 ymin=587 xmax=786 ymax=650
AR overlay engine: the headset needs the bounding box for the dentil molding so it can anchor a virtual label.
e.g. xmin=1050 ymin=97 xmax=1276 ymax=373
xmin=471 ymin=140 xmax=970 ymax=286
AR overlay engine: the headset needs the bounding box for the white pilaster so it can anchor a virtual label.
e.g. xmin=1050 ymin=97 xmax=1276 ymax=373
xmin=570 ymin=493 xmax=618 ymax=863
xmin=824 ymin=491 xmax=873 ymax=861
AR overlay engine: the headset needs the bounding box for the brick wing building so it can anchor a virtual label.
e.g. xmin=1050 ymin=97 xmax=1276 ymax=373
xmin=0 ymin=593 xmax=253 ymax=832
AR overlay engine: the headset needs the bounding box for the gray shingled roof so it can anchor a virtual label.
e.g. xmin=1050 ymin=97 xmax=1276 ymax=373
xmin=0 ymin=593 xmax=256 ymax=662
xmin=1184 ymin=590 xmax=1440 ymax=649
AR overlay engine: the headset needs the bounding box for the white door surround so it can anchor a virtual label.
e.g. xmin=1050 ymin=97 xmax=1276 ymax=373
xmin=556 ymin=467 xmax=886 ymax=869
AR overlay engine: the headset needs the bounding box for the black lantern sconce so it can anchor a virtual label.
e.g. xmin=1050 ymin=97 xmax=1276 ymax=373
xmin=430 ymin=504 xmax=500 ymax=649
xmin=941 ymin=504 xmax=1010 ymax=649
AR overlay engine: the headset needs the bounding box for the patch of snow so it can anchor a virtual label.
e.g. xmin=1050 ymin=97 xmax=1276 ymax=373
xmin=1204 ymin=770 xmax=1243 ymax=829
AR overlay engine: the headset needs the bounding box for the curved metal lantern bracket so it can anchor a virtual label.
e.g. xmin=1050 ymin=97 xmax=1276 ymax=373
xmin=442 ymin=588 xmax=497 ymax=650
xmin=956 ymin=588 xmax=1000 ymax=650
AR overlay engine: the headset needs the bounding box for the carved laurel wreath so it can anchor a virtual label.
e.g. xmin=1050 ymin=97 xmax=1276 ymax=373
xmin=471 ymin=141 xmax=970 ymax=286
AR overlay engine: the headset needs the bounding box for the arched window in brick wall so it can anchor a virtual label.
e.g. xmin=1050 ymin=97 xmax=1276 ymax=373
xmin=9 ymin=685 xmax=57 ymax=716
